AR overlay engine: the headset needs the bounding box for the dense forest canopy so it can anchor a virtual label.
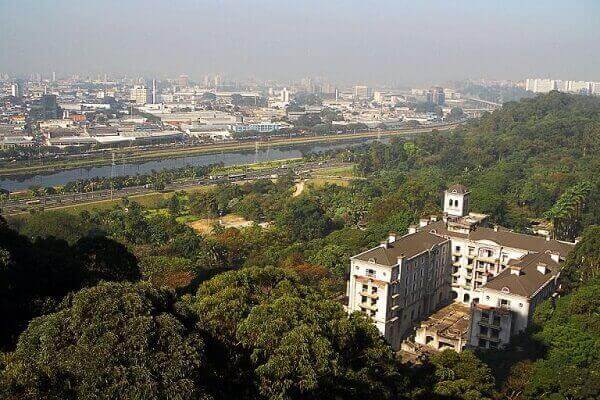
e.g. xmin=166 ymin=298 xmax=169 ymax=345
xmin=1 ymin=92 xmax=599 ymax=399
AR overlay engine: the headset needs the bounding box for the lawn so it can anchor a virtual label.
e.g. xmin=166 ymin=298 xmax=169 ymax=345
xmin=312 ymin=164 xmax=357 ymax=178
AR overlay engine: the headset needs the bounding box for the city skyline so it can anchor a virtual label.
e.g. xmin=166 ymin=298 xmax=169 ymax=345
xmin=1 ymin=0 xmax=599 ymax=86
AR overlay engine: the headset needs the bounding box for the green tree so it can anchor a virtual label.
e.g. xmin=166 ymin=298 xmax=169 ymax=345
xmin=1 ymin=282 xmax=210 ymax=400
xmin=276 ymin=197 xmax=333 ymax=242
xmin=429 ymin=350 xmax=496 ymax=400
xmin=526 ymin=278 xmax=600 ymax=400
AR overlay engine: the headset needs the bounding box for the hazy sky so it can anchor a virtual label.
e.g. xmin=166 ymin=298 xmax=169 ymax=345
xmin=1 ymin=0 xmax=598 ymax=85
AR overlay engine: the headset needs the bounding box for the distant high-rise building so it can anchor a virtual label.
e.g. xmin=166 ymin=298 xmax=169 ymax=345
xmin=204 ymin=75 xmax=210 ymax=87
xmin=178 ymin=74 xmax=189 ymax=88
xmin=151 ymin=79 xmax=159 ymax=104
xmin=280 ymin=87 xmax=290 ymax=103
xmin=130 ymin=85 xmax=150 ymax=104
xmin=526 ymin=78 xmax=596 ymax=94
xmin=354 ymin=85 xmax=370 ymax=100
xmin=213 ymin=74 xmax=221 ymax=87
xmin=30 ymin=94 xmax=61 ymax=119
xmin=428 ymin=87 xmax=445 ymax=106
xmin=10 ymin=82 xmax=22 ymax=98
xmin=52 ymin=71 xmax=56 ymax=82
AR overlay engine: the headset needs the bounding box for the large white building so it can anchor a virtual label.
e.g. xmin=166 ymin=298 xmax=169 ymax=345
xmin=526 ymin=78 xmax=599 ymax=95
xmin=346 ymin=185 xmax=575 ymax=352
xmin=347 ymin=230 xmax=451 ymax=350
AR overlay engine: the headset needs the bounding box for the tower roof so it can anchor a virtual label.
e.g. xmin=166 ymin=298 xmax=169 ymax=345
xmin=446 ymin=184 xmax=469 ymax=195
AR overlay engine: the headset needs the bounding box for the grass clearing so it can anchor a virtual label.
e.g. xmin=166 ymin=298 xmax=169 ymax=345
xmin=312 ymin=164 xmax=356 ymax=178
xmin=306 ymin=177 xmax=351 ymax=189
xmin=187 ymin=214 xmax=258 ymax=235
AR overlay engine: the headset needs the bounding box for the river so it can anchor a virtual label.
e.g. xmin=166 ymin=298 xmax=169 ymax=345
xmin=0 ymin=137 xmax=388 ymax=192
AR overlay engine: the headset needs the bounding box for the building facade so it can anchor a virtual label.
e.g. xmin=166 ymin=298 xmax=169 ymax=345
xmin=130 ymin=85 xmax=150 ymax=105
xmin=346 ymin=231 xmax=451 ymax=350
xmin=346 ymin=184 xmax=575 ymax=352
xmin=468 ymin=251 xmax=560 ymax=349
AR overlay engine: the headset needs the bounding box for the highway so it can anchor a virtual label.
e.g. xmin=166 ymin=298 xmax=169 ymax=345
xmin=0 ymin=160 xmax=347 ymax=216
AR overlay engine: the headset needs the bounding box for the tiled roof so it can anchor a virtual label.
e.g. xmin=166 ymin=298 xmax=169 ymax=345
xmin=354 ymin=230 xmax=448 ymax=266
xmin=446 ymin=184 xmax=469 ymax=194
xmin=483 ymin=252 xmax=560 ymax=298
xmin=424 ymin=220 xmax=574 ymax=258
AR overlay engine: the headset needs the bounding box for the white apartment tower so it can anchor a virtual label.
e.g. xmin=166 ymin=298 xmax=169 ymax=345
xmin=281 ymin=88 xmax=290 ymax=103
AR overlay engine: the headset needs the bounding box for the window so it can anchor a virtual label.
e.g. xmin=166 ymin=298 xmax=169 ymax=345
xmin=500 ymin=299 xmax=510 ymax=307
xmin=449 ymin=199 xmax=453 ymax=206
xmin=361 ymin=296 xmax=367 ymax=303
xmin=455 ymin=246 xmax=461 ymax=252
xmin=480 ymin=326 xmax=489 ymax=336
xmin=372 ymin=287 xmax=378 ymax=294
xmin=366 ymin=269 xmax=375 ymax=277
xmin=362 ymin=284 xmax=368 ymax=291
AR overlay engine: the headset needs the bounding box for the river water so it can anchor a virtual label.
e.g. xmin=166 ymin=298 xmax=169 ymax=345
xmin=0 ymin=138 xmax=387 ymax=192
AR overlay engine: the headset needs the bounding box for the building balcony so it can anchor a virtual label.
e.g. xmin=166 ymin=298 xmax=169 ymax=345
xmin=477 ymin=333 xmax=501 ymax=342
xmin=477 ymin=333 xmax=500 ymax=342
xmin=359 ymin=291 xmax=379 ymax=299
xmin=478 ymin=318 xmax=501 ymax=327
xmin=359 ymin=303 xmax=378 ymax=311
xmin=478 ymin=256 xmax=499 ymax=264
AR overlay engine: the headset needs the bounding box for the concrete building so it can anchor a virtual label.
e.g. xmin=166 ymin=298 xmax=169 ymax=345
xmin=346 ymin=184 xmax=575 ymax=352
xmin=526 ymin=78 xmax=598 ymax=95
xmin=281 ymin=87 xmax=290 ymax=103
xmin=428 ymin=87 xmax=445 ymax=106
xmin=346 ymin=230 xmax=452 ymax=350
xmin=525 ymin=78 xmax=556 ymax=93
xmin=151 ymin=79 xmax=159 ymax=104
xmin=178 ymin=74 xmax=189 ymax=88
xmin=130 ymin=85 xmax=150 ymax=105
xmin=468 ymin=251 xmax=560 ymax=349
xmin=10 ymin=82 xmax=22 ymax=98
xmin=411 ymin=302 xmax=471 ymax=353
xmin=230 ymin=122 xmax=287 ymax=133
xmin=354 ymin=85 xmax=370 ymax=100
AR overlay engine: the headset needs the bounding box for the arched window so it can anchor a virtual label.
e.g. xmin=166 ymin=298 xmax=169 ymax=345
xmin=463 ymin=293 xmax=470 ymax=303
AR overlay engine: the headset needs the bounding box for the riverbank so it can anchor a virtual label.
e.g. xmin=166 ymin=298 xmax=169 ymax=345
xmin=0 ymin=123 xmax=459 ymax=177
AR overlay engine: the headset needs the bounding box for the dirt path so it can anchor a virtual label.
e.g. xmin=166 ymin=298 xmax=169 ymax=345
xmin=293 ymin=180 xmax=305 ymax=197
